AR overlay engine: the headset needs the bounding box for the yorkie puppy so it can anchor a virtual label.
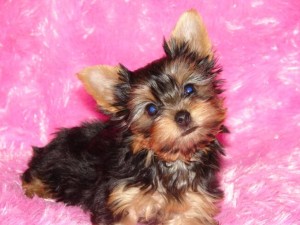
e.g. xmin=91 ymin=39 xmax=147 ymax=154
xmin=21 ymin=9 xmax=227 ymax=225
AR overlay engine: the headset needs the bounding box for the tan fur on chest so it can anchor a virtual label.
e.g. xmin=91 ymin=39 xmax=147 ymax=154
xmin=108 ymin=184 xmax=220 ymax=225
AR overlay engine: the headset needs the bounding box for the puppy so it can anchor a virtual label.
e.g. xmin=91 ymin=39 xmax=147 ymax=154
xmin=21 ymin=9 xmax=227 ymax=225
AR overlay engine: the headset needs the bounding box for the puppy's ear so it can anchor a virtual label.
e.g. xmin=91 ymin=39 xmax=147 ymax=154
xmin=165 ymin=9 xmax=212 ymax=58
xmin=77 ymin=65 xmax=129 ymax=114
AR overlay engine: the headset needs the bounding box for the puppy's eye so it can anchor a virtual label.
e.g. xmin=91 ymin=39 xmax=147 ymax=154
xmin=146 ymin=103 xmax=158 ymax=116
xmin=184 ymin=84 xmax=195 ymax=96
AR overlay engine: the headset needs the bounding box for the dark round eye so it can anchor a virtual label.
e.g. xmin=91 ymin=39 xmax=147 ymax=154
xmin=146 ymin=103 xmax=158 ymax=116
xmin=184 ymin=84 xmax=195 ymax=96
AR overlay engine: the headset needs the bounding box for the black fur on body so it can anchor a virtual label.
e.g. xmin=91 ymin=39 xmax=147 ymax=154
xmin=22 ymin=120 xmax=225 ymax=224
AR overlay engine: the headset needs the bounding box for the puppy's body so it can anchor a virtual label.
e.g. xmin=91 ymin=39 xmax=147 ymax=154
xmin=22 ymin=10 xmax=227 ymax=225
xmin=23 ymin=121 xmax=223 ymax=224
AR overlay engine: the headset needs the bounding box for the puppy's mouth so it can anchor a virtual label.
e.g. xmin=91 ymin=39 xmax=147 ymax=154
xmin=181 ymin=126 xmax=198 ymax=136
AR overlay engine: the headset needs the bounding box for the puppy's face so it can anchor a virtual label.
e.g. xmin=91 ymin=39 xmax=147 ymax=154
xmin=78 ymin=10 xmax=226 ymax=162
xmin=128 ymin=55 xmax=225 ymax=162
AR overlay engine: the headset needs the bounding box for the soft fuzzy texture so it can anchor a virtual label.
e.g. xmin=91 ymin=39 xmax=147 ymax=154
xmin=0 ymin=1 xmax=299 ymax=225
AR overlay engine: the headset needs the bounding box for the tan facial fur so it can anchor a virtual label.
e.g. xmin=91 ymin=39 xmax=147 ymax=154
xmin=151 ymin=99 xmax=225 ymax=162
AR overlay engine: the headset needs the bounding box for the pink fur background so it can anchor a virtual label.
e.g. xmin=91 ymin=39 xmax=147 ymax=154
xmin=1 ymin=0 xmax=300 ymax=224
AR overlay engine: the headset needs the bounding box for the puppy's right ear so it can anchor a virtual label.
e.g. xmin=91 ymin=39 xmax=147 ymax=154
xmin=165 ymin=9 xmax=213 ymax=59
xmin=77 ymin=65 xmax=130 ymax=114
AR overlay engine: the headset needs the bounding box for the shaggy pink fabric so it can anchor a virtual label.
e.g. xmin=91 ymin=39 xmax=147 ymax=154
xmin=1 ymin=1 xmax=299 ymax=224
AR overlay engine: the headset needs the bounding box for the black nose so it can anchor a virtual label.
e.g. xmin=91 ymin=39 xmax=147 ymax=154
xmin=175 ymin=110 xmax=191 ymax=127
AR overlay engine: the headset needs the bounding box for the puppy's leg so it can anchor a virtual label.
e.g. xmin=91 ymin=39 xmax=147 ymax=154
xmin=162 ymin=215 xmax=218 ymax=225
xmin=113 ymin=209 xmax=138 ymax=225
xmin=21 ymin=166 xmax=53 ymax=199
xmin=162 ymin=191 xmax=220 ymax=225
xmin=90 ymin=209 xmax=137 ymax=225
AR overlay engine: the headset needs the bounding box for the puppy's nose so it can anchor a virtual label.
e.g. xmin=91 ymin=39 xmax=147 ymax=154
xmin=175 ymin=110 xmax=191 ymax=127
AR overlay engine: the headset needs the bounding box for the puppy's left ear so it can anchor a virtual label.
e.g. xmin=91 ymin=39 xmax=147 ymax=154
xmin=77 ymin=65 xmax=130 ymax=114
xmin=165 ymin=9 xmax=213 ymax=59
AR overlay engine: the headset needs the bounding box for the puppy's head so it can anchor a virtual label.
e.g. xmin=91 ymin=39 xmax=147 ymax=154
xmin=78 ymin=10 xmax=226 ymax=162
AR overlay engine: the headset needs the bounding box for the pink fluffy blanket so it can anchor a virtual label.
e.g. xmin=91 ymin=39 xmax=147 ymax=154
xmin=1 ymin=1 xmax=299 ymax=224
